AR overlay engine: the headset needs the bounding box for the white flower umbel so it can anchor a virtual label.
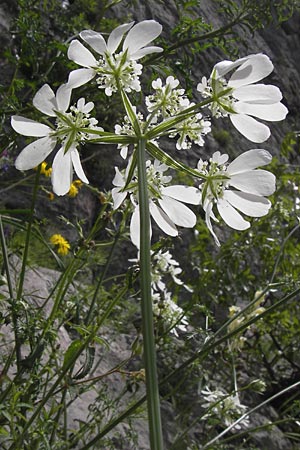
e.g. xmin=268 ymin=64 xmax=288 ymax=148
xmin=146 ymin=76 xmax=190 ymax=120
xmin=197 ymin=53 xmax=288 ymax=142
xmin=67 ymin=20 xmax=163 ymax=96
xmin=115 ymin=107 xmax=145 ymax=159
xmin=169 ymin=102 xmax=212 ymax=150
xmin=153 ymin=290 xmax=189 ymax=337
xmin=112 ymin=159 xmax=201 ymax=248
xmin=201 ymin=387 xmax=250 ymax=430
xmin=12 ymin=84 xmax=101 ymax=195
xmin=146 ymin=77 xmax=211 ymax=149
xmin=151 ymin=249 xmax=192 ymax=292
xmin=198 ymin=149 xmax=276 ymax=246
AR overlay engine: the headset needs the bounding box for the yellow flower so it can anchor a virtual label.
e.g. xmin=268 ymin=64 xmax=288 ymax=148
xmin=48 ymin=192 xmax=55 ymax=201
xmin=50 ymin=234 xmax=70 ymax=255
xmin=68 ymin=184 xmax=79 ymax=197
xmin=68 ymin=180 xmax=83 ymax=197
xmin=40 ymin=162 xmax=52 ymax=177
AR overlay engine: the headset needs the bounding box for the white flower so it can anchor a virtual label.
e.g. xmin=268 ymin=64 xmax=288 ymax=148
xmin=151 ymin=249 xmax=192 ymax=292
xmin=146 ymin=77 xmax=211 ymax=149
xmin=67 ymin=20 xmax=163 ymax=96
xmin=152 ymin=290 xmax=189 ymax=337
xmin=12 ymin=84 xmax=101 ymax=195
xmin=145 ymin=76 xmax=189 ymax=119
xmin=198 ymin=149 xmax=276 ymax=245
xmin=114 ymin=107 xmax=145 ymax=159
xmin=169 ymin=103 xmax=211 ymax=150
xmin=197 ymin=54 xmax=288 ymax=143
xmin=112 ymin=159 xmax=201 ymax=248
xmin=201 ymin=387 xmax=250 ymax=430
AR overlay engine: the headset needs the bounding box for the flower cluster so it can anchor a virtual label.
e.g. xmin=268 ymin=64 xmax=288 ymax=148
xmin=68 ymin=179 xmax=83 ymax=197
xmin=114 ymin=108 xmax=145 ymax=159
xmin=67 ymin=20 xmax=163 ymax=95
xmin=112 ymin=158 xmax=201 ymax=248
xmin=11 ymin=19 xmax=287 ymax=248
xmin=12 ymin=85 xmax=101 ymax=195
xmin=151 ymin=250 xmax=190 ymax=336
xmin=50 ymin=234 xmax=70 ymax=255
xmin=151 ymin=249 xmax=191 ymax=292
xmin=197 ymin=54 xmax=288 ymax=142
xmin=197 ymin=149 xmax=276 ymax=245
xmin=146 ymin=76 xmax=211 ymax=150
xmin=39 ymin=162 xmax=52 ymax=177
xmin=153 ymin=290 xmax=189 ymax=337
xmin=201 ymin=387 xmax=250 ymax=430
xmin=146 ymin=76 xmax=190 ymax=119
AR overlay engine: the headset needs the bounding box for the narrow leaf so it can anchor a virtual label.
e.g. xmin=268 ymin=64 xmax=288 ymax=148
xmin=62 ymin=340 xmax=82 ymax=370
xmin=120 ymin=90 xmax=141 ymax=137
xmin=73 ymin=346 xmax=95 ymax=380
xmin=146 ymin=141 xmax=206 ymax=180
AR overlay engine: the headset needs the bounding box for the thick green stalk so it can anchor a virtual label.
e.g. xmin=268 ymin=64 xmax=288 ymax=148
xmin=137 ymin=137 xmax=164 ymax=450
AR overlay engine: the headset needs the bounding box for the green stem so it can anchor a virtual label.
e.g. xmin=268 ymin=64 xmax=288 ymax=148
xmin=137 ymin=137 xmax=164 ymax=450
xmin=84 ymin=227 xmax=121 ymax=325
xmin=16 ymin=168 xmax=41 ymax=301
xmin=13 ymin=167 xmax=41 ymax=370
xmin=145 ymin=10 xmax=248 ymax=65
xmin=0 ymin=216 xmax=14 ymax=300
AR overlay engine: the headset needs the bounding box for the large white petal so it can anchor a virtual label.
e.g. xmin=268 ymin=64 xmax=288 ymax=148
xmin=234 ymin=101 xmax=288 ymax=121
xmin=131 ymin=46 xmax=163 ymax=60
xmin=112 ymin=188 xmax=127 ymax=210
xmin=130 ymin=206 xmax=143 ymax=248
xmin=158 ymin=196 xmax=196 ymax=228
xmin=230 ymin=114 xmax=270 ymax=143
xmin=55 ymin=84 xmax=72 ymax=113
xmin=233 ymin=84 xmax=282 ymax=104
xmin=67 ymin=68 xmax=96 ymax=89
xmin=204 ymin=200 xmax=220 ymax=246
xmin=15 ymin=136 xmax=57 ymax=170
xmin=229 ymin=54 xmax=273 ymax=88
xmin=161 ymin=185 xmax=201 ymax=205
xmin=230 ymin=170 xmax=276 ymax=196
xmin=150 ymin=202 xmax=178 ymax=237
xmin=123 ymin=20 xmax=162 ymax=56
xmin=52 ymin=147 xmax=73 ymax=196
xmin=227 ymin=149 xmax=272 ymax=174
xmin=70 ymin=148 xmax=89 ymax=183
xmin=112 ymin=167 xmax=125 ymax=187
xmin=107 ymin=22 xmax=134 ymax=54
xmin=33 ymin=84 xmax=56 ymax=116
xmin=80 ymin=30 xmax=107 ymax=55
xmin=217 ymin=197 xmax=250 ymax=230
xmin=68 ymin=40 xmax=97 ymax=68
xmin=11 ymin=116 xmax=52 ymax=137
xmin=224 ymin=190 xmax=271 ymax=217
xmin=213 ymin=55 xmax=251 ymax=78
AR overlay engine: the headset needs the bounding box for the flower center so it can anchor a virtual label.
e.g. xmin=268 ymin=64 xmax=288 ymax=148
xmin=53 ymin=105 xmax=98 ymax=148
xmin=95 ymin=51 xmax=142 ymax=95
xmin=198 ymin=71 xmax=235 ymax=118
xmin=198 ymin=156 xmax=230 ymax=203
